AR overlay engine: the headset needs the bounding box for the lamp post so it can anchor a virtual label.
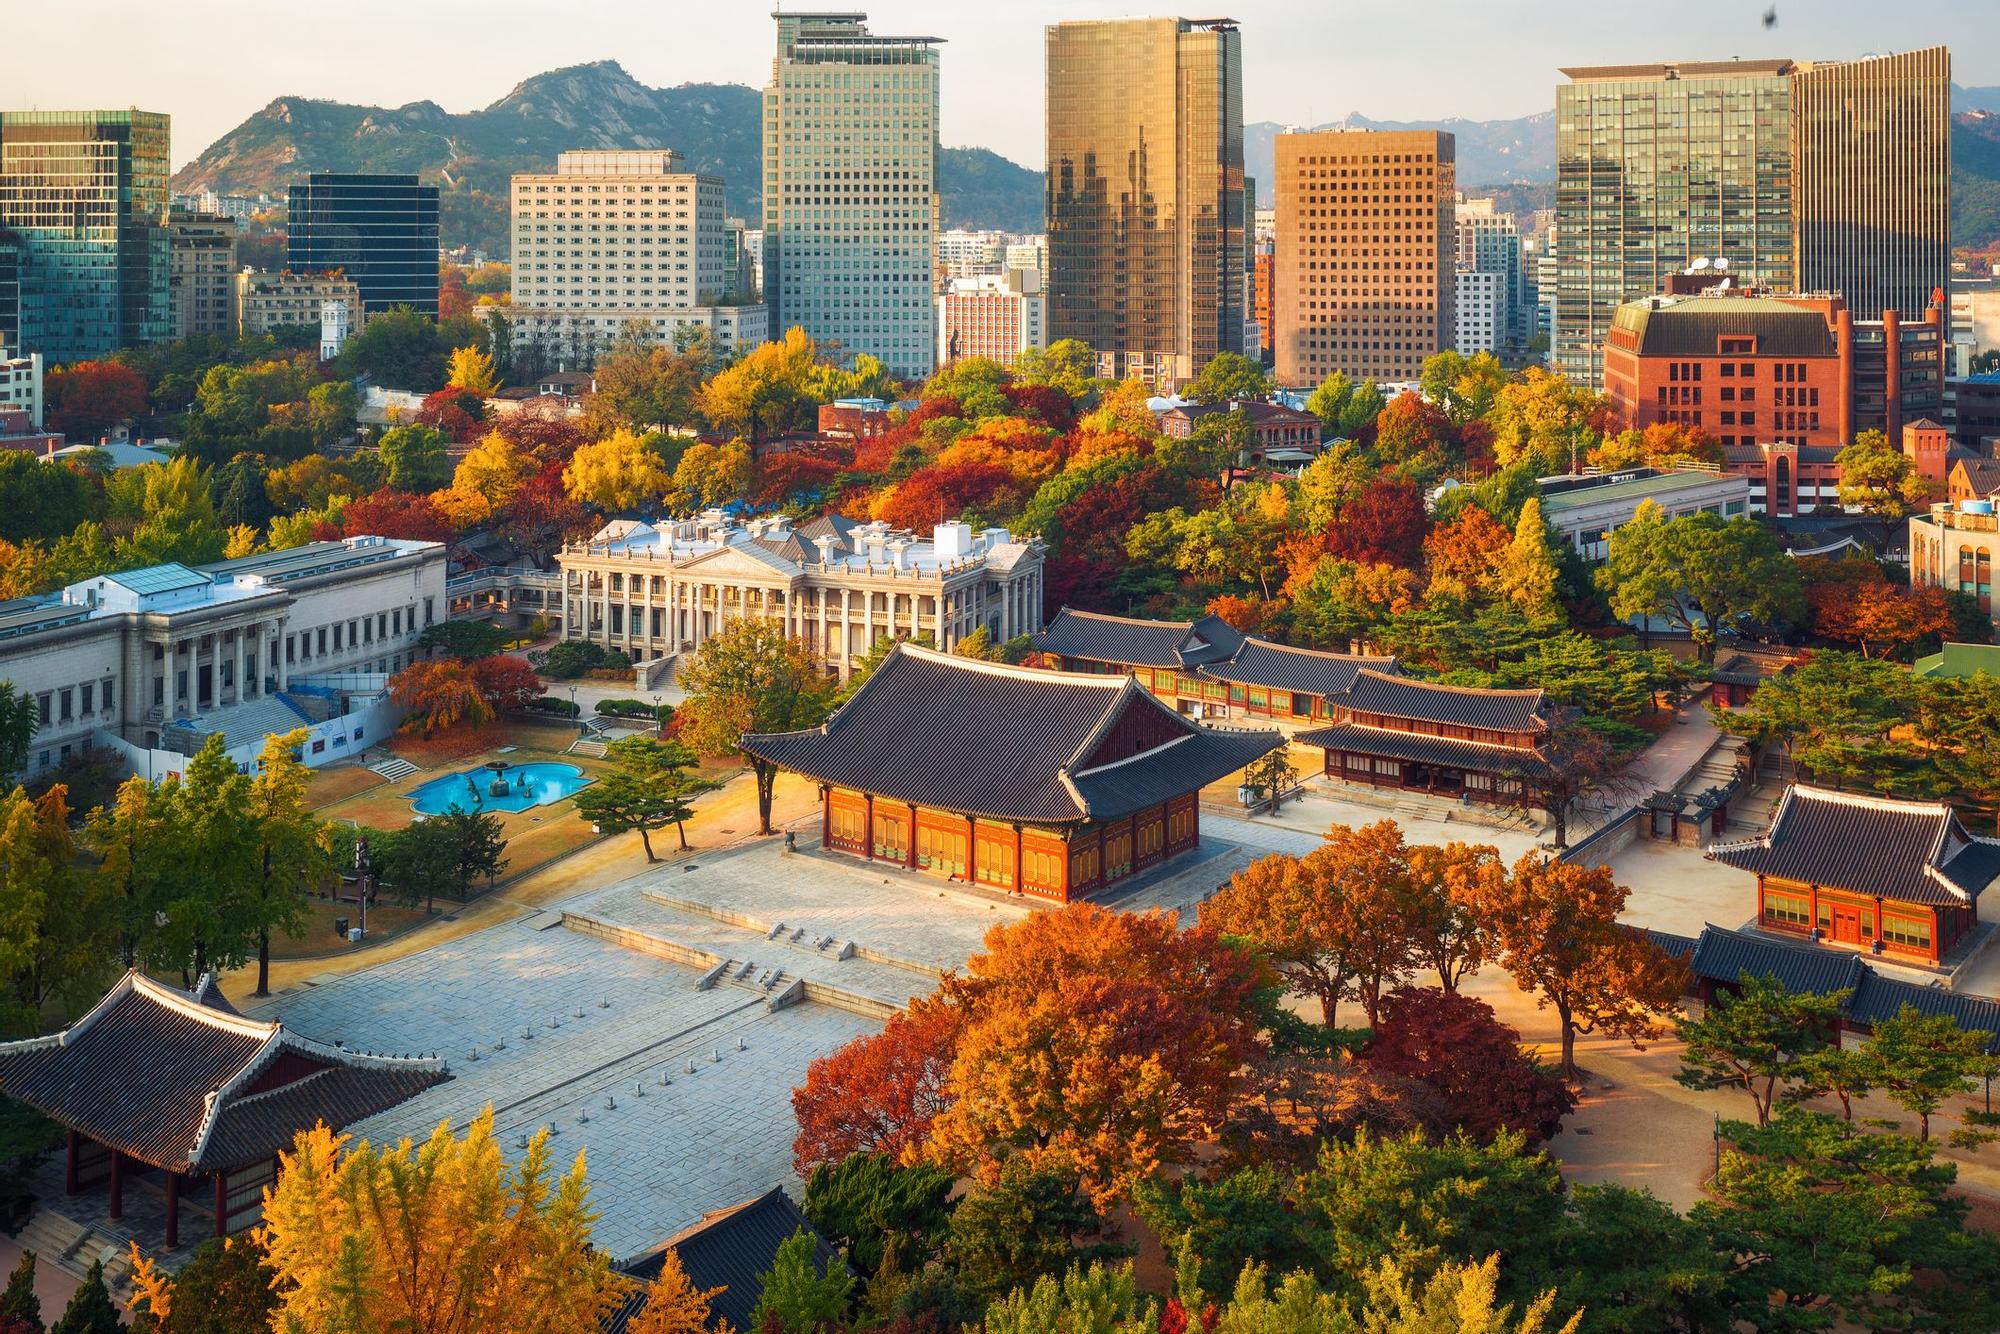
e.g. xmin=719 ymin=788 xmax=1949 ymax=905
xmin=651 ymin=692 xmax=664 ymax=738
xmin=568 ymin=685 xmax=581 ymax=735
xmin=353 ymin=834 xmax=371 ymax=941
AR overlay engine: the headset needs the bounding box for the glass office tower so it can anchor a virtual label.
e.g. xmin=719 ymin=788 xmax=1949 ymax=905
xmin=1792 ymin=47 xmax=1952 ymax=321
xmin=763 ymin=12 xmax=941 ymax=379
xmin=1554 ymin=61 xmax=1794 ymax=388
xmin=0 ymin=110 xmax=172 ymax=363
xmin=287 ymin=173 xmax=440 ymax=318
xmin=1045 ymin=16 xmax=1245 ymax=386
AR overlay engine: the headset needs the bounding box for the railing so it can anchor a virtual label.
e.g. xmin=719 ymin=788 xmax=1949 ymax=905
xmin=447 ymin=566 xmax=562 ymax=596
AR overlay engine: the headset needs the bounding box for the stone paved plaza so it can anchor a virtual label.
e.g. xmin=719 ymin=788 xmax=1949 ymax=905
xmin=248 ymin=918 xmax=878 ymax=1264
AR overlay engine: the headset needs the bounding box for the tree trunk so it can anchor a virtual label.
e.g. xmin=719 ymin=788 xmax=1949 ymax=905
xmin=1319 ymin=990 xmax=1339 ymax=1029
xmin=638 ymin=827 xmax=656 ymax=863
xmin=1549 ymin=800 xmax=1569 ymax=850
xmin=256 ymin=929 xmax=270 ymax=998
xmin=1556 ymin=998 xmax=1578 ymax=1079
xmin=1919 ymin=1110 xmax=1931 ymax=1141
xmin=674 ymin=818 xmax=690 ymax=852
xmin=755 ymin=762 xmax=776 ymax=835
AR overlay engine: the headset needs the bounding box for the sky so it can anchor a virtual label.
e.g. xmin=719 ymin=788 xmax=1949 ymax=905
xmin=10 ymin=0 xmax=1999 ymax=173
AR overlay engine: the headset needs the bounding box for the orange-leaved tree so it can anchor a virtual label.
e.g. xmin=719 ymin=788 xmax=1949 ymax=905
xmin=257 ymin=1110 xmax=624 ymax=1333
xmin=675 ymin=618 xmax=834 ymax=834
xmin=390 ymin=660 xmax=494 ymax=736
xmin=1403 ymin=840 xmax=1504 ymax=992
xmin=1473 ymin=853 xmax=1688 ymax=1078
xmin=1202 ymin=821 xmax=1420 ymax=1028
xmin=926 ymin=903 xmax=1263 ymax=1204
xmin=623 ymin=1247 xmax=733 ymax=1334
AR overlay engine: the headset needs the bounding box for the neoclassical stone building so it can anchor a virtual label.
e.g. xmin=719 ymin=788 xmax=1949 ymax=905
xmin=555 ymin=513 xmax=1045 ymax=680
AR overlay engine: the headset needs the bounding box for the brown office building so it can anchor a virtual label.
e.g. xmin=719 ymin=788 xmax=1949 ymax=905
xmin=1273 ymin=130 xmax=1454 ymax=386
xmin=1791 ymin=47 xmax=1951 ymax=323
xmin=1045 ymin=17 xmax=1245 ymax=386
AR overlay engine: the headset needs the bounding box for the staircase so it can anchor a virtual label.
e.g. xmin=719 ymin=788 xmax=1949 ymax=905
xmin=568 ymin=738 xmax=608 ymax=759
xmin=15 ymin=1207 xmax=132 ymax=1288
xmin=369 ymin=756 xmax=419 ymax=781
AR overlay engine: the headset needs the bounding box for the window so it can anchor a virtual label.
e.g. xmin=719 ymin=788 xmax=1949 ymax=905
xmin=35 ymin=694 xmax=49 ymax=725
xmin=80 ymin=683 xmax=93 ymax=714
xmin=1882 ymin=914 xmax=1933 ymax=952
xmin=1762 ymin=887 xmax=1811 ymax=928
xmin=58 ymin=689 xmax=72 ymax=723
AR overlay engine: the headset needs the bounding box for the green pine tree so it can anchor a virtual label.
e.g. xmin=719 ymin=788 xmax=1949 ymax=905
xmin=0 ymin=1249 xmax=41 ymax=1332
xmin=750 ymin=1229 xmax=853 ymax=1333
xmin=48 ymin=1261 xmax=118 ymax=1334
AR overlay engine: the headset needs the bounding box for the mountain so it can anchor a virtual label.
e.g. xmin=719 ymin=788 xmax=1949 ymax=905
xmin=1954 ymin=85 xmax=2000 ymax=114
xmin=1245 ymin=111 xmax=1558 ymax=202
xmin=175 ymin=60 xmax=1043 ymax=257
xmin=1955 ymin=111 xmax=2000 ymax=252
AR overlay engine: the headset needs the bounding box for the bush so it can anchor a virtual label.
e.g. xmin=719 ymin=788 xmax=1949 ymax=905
xmin=594 ymin=698 xmax=673 ymax=724
xmin=534 ymin=640 xmax=631 ymax=680
xmin=524 ymin=694 xmax=581 ymax=719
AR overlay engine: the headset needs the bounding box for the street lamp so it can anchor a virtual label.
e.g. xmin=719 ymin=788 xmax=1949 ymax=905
xmin=353 ymin=834 xmax=371 ymax=941
xmin=651 ymin=692 xmax=664 ymax=738
xmin=567 ymin=685 xmax=581 ymax=734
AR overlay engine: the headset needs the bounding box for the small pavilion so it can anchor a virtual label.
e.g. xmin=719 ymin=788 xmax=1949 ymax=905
xmin=0 ymin=971 xmax=447 ymax=1249
xmin=1295 ymin=670 xmax=1553 ymax=805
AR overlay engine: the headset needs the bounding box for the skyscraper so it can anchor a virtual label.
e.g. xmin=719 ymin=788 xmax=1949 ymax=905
xmin=287 ymin=173 xmax=440 ymax=318
xmin=1045 ymin=17 xmax=1245 ymax=385
xmin=1273 ymin=130 xmax=1454 ymax=386
xmin=1791 ymin=47 xmax=1952 ymax=321
xmin=762 ymin=11 xmax=941 ymax=379
xmin=0 ymin=110 xmax=172 ymax=363
xmin=1554 ymin=61 xmax=1795 ymax=388
xmin=167 ymin=211 xmax=238 ymax=338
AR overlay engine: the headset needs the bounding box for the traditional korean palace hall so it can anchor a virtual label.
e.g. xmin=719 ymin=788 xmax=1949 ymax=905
xmin=1032 ymin=607 xmax=1395 ymax=724
xmin=1710 ymin=784 xmax=2000 ymax=967
xmin=0 ymin=971 xmax=445 ymax=1250
xmin=1296 ymin=670 xmax=1554 ymax=806
xmin=740 ymin=643 xmax=1282 ymax=902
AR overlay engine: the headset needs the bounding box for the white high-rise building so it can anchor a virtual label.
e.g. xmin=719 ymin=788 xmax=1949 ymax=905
xmin=509 ymin=150 xmax=769 ymax=365
xmin=1454 ymin=268 xmax=1504 ymax=355
xmin=763 ymin=12 xmax=941 ymax=378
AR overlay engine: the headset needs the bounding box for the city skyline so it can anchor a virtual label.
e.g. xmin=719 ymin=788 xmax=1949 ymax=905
xmin=11 ymin=0 xmax=1998 ymax=176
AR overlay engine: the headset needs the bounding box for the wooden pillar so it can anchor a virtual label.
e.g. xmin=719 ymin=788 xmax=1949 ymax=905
xmin=1191 ymin=800 xmax=1200 ymax=850
xmin=1013 ymin=824 xmax=1025 ymax=897
xmin=107 ymin=1150 xmax=124 ymax=1221
xmin=820 ymin=786 xmax=830 ymax=850
xmin=863 ymin=793 xmax=874 ymax=861
xmin=214 ymin=1172 xmax=228 ymax=1239
xmin=64 ymin=1131 xmax=78 ymax=1195
xmin=907 ymin=804 xmax=919 ymax=869
xmin=165 ymin=1170 xmax=180 ymax=1250
xmin=1807 ymin=882 xmax=1819 ymax=938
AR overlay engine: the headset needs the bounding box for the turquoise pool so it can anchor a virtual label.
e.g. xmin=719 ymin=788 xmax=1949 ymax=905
xmin=409 ymin=762 xmax=592 ymax=816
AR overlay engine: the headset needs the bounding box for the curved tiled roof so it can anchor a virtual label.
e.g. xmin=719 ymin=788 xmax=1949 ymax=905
xmin=0 ymin=972 xmax=447 ymax=1173
xmin=1709 ymin=784 xmax=2000 ymax=908
xmin=1293 ymin=721 xmax=1548 ymax=774
xmin=1033 ymin=608 xmax=1244 ymax=669
xmin=1342 ymin=670 xmax=1548 ymax=732
xmin=1200 ymin=638 xmax=1397 ymax=698
xmin=609 ymin=1188 xmax=842 ymax=1331
xmin=740 ymin=644 xmax=1280 ymax=825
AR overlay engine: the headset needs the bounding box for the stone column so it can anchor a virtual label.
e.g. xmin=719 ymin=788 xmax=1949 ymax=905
xmin=839 ymin=589 xmax=853 ymax=677
xmin=863 ymin=584 xmax=875 ymax=654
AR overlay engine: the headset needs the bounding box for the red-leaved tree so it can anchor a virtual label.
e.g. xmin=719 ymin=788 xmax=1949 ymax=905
xmin=340 ymin=491 xmax=453 ymax=543
xmin=791 ymin=997 xmax=960 ymax=1174
xmin=45 ymin=360 xmax=149 ymax=438
xmin=1326 ymin=478 xmax=1428 ymax=568
xmin=1363 ymin=986 xmax=1575 ymax=1144
xmin=471 ymin=654 xmax=542 ymax=711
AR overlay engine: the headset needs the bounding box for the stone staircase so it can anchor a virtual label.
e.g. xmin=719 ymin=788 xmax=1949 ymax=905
xmin=369 ymin=756 xmax=420 ymax=781
xmin=567 ymin=738 xmax=609 ymax=759
xmin=15 ymin=1206 xmax=132 ymax=1289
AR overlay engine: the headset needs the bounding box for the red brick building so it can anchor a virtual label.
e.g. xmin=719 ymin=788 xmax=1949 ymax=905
xmin=1157 ymin=399 xmax=1322 ymax=464
xmin=815 ymin=399 xmax=898 ymax=442
xmin=740 ymin=643 xmax=1279 ymax=902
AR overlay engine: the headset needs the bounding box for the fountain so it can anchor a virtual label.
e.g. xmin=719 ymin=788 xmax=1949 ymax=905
xmin=487 ymin=760 xmax=512 ymax=798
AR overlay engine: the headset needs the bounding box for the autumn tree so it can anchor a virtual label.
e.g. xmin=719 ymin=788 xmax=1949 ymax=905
xmin=127 ymin=1235 xmax=279 ymax=1334
xmin=696 ymin=327 xmax=827 ymax=444
xmin=929 ymin=904 xmax=1263 ymax=1203
xmin=1403 ymin=841 xmax=1502 ymax=991
xmin=572 ymin=737 xmax=719 ymax=860
xmin=792 ymin=997 xmax=960 ymax=1174
xmin=675 ymin=618 xmax=833 ymax=834
xmin=664 ymin=440 xmax=752 ymax=516
xmin=1673 ymin=973 xmax=1847 ymax=1126
xmin=1183 ymin=351 xmax=1272 ymax=405
xmin=1487 ymin=367 xmax=1611 ymax=474
xmin=443 ymin=431 xmax=533 ymax=524
xmin=1303 ymin=372 xmax=1387 ymax=438
xmin=1598 ymin=502 xmax=1804 ymax=662
xmin=44 ymin=360 xmax=148 ymax=438
xmin=1474 ymin=854 xmax=1686 ymax=1077
xmin=621 ymin=1247 xmax=731 ymax=1334
xmin=1499 ymin=719 xmax=1634 ymax=850
xmin=563 ymin=428 xmax=671 ymax=513
xmin=1364 ymin=987 xmax=1576 ymax=1145
xmin=445 ymin=344 xmax=500 ymax=396
xmin=390 ymin=660 xmax=494 ymax=736
xmin=586 ymin=340 xmax=708 ymax=434
xmin=258 ymin=1111 xmax=622 ymax=1333
xmin=1419 ymin=349 xmax=1511 ymax=425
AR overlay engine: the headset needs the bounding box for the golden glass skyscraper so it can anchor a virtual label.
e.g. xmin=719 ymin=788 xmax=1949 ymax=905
xmin=1045 ymin=17 xmax=1245 ymax=385
xmin=1791 ymin=47 xmax=1952 ymax=321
